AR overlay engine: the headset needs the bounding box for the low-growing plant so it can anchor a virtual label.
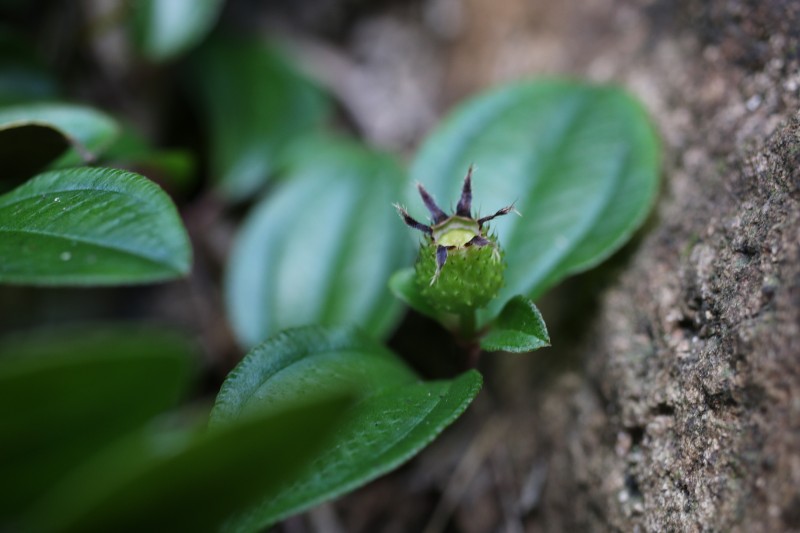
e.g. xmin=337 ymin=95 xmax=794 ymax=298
xmin=0 ymin=3 xmax=660 ymax=531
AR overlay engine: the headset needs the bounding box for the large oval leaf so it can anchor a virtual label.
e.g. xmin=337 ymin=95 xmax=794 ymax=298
xmin=225 ymin=138 xmax=412 ymax=347
xmin=189 ymin=37 xmax=330 ymax=200
xmin=0 ymin=103 xmax=119 ymax=179
xmin=410 ymin=80 xmax=660 ymax=323
xmin=211 ymin=326 xmax=482 ymax=532
xmin=0 ymin=325 xmax=193 ymax=521
xmin=23 ymin=394 xmax=352 ymax=533
xmin=131 ymin=0 xmax=224 ymax=61
xmin=0 ymin=167 xmax=192 ymax=285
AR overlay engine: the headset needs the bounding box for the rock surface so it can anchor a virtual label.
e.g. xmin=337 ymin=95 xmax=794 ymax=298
xmin=527 ymin=1 xmax=800 ymax=531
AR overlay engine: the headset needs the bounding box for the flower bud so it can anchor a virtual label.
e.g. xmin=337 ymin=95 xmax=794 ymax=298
xmin=394 ymin=166 xmax=516 ymax=314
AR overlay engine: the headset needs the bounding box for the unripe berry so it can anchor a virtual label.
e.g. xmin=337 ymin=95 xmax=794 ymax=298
xmin=394 ymin=166 xmax=516 ymax=315
xmin=415 ymin=236 xmax=505 ymax=314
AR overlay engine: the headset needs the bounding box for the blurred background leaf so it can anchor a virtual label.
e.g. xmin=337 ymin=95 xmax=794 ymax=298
xmin=0 ymin=103 xmax=119 ymax=181
xmin=0 ymin=26 xmax=59 ymax=106
xmin=130 ymin=0 xmax=225 ymax=62
xmin=225 ymin=136 xmax=412 ymax=348
xmin=188 ymin=36 xmax=331 ymax=201
xmin=23 ymin=393 xmax=352 ymax=533
xmin=100 ymin=124 xmax=196 ymax=193
xmin=0 ymin=167 xmax=192 ymax=285
xmin=211 ymin=326 xmax=482 ymax=532
xmin=0 ymin=325 xmax=194 ymax=523
xmin=409 ymin=80 xmax=660 ymax=325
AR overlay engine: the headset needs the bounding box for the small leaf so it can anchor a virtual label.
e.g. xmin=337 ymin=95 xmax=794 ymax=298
xmin=0 ymin=167 xmax=192 ymax=285
xmin=388 ymin=267 xmax=441 ymax=320
xmin=211 ymin=326 xmax=483 ymax=532
xmin=225 ymin=138 xmax=412 ymax=347
xmin=131 ymin=0 xmax=224 ymax=61
xmin=0 ymin=325 xmax=193 ymax=520
xmin=0 ymin=103 xmax=119 ymax=179
xmin=480 ymin=295 xmax=550 ymax=353
xmin=410 ymin=80 xmax=660 ymax=324
xmin=23 ymin=394 xmax=352 ymax=533
xmin=189 ymin=36 xmax=330 ymax=200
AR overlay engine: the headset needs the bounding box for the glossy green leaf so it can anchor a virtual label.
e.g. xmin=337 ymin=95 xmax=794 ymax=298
xmin=410 ymin=79 xmax=660 ymax=324
xmin=23 ymin=394 xmax=352 ymax=533
xmin=0 ymin=103 xmax=118 ymax=179
xmin=0 ymin=326 xmax=193 ymax=520
xmin=190 ymin=36 xmax=330 ymax=200
xmin=211 ymin=326 xmax=483 ymax=532
xmin=131 ymin=0 xmax=224 ymax=61
xmin=480 ymin=295 xmax=550 ymax=353
xmin=0 ymin=167 xmax=192 ymax=285
xmin=225 ymin=138 xmax=412 ymax=347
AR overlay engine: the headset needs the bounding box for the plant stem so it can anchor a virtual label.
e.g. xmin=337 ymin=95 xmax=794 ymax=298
xmin=458 ymin=310 xmax=483 ymax=368
xmin=459 ymin=310 xmax=476 ymax=341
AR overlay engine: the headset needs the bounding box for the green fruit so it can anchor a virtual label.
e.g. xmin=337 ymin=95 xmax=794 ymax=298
xmin=415 ymin=237 xmax=505 ymax=314
xmin=394 ymin=165 xmax=516 ymax=315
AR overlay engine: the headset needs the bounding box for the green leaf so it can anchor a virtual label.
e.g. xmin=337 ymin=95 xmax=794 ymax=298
xmin=0 ymin=325 xmax=193 ymax=520
xmin=211 ymin=326 xmax=483 ymax=532
xmin=101 ymin=124 xmax=196 ymax=191
xmin=480 ymin=295 xmax=550 ymax=353
xmin=225 ymin=138 xmax=412 ymax=347
xmin=388 ymin=267 xmax=440 ymax=320
xmin=131 ymin=0 xmax=224 ymax=61
xmin=410 ymin=79 xmax=660 ymax=324
xmin=189 ymin=36 xmax=330 ymax=200
xmin=0 ymin=103 xmax=119 ymax=179
xmin=0 ymin=167 xmax=192 ymax=285
xmin=23 ymin=394 xmax=352 ymax=533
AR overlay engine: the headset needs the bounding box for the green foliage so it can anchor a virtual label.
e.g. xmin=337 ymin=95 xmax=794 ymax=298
xmin=407 ymin=80 xmax=661 ymax=325
xmin=225 ymin=137 xmax=412 ymax=347
xmin=131 ymin=0 xmax=225 ymax=61
xmin=23 ymin=395 xmax=352 ymax=533
xmin=0 ymin=8 xmax=662 ymax=531
xmin=0 ymin=103 xmax=119 ymax=179
xmin=100 ymin=125 xmax=196 ymax=191
xmin=0 ymin=167 xmax=192 ymax=284
xmin=211 ymin=326 xmax=482 ymax=532
xmin=480 ymin=296 xmax=550 ymax=353
xmin=389 ymin=267 xmax=441 ymax=320
xmin=189 ymin=36 xmax=331 ymax=200
xmin=0 ymin=326 xmax=193 ymax=520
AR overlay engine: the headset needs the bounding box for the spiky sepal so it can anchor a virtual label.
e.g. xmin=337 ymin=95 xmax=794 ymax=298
xmin=415 ymin=236 xmax=505 ymax=314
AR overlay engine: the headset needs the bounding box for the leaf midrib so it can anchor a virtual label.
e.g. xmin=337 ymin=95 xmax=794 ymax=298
xmin=0 ymin=226 xmax=182 ymax=271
